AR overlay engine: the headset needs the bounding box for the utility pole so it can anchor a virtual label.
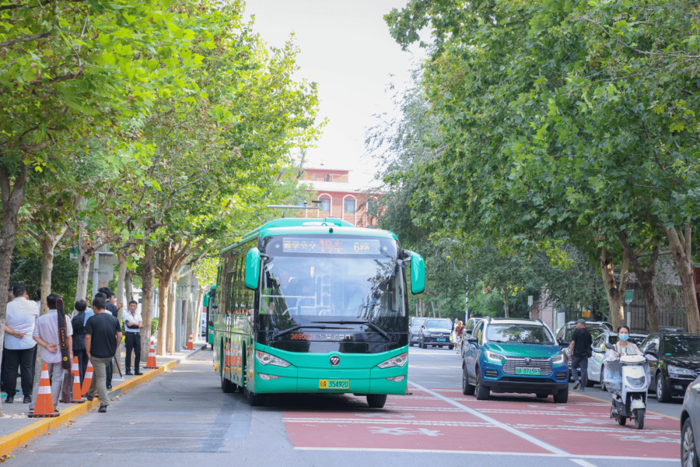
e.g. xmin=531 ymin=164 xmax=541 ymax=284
xmin=464 ymin=262 xmax=469 ymax=323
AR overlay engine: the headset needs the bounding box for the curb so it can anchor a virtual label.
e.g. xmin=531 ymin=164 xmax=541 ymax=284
xmin=0 ymin=344 xmax=206 ymax=457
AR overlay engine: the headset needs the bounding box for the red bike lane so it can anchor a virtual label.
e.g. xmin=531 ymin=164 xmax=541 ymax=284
xmin=283 ymin=385 xmax=680 ymax=461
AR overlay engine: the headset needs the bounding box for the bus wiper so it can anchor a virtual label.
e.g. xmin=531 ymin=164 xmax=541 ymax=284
xmin=271 ymin=325 xmax=344 ymax=340
xmin=314 ymin=320 xmax=390 ymax=340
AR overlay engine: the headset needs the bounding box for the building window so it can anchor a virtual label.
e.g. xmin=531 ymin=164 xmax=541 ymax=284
xmin=320 ymin=198 xmax=330 ymax=212
xmin=312 ymin=174 xmax=316 ymax=181
xmin=343 ymin=199 xmax=355 ymax=213
xmin=324 ymin=174 xmax=330 ymax=182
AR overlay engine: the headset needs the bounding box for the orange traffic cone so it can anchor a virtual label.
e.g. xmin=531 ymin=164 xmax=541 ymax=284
xmin=71 ymin=357 xmax=84 ymax=403
xmin=81 ymin=360 xmax=93 ymax=396
xmin=29 ymin=363 xmax=58 ymax=418
xmin=187 ymin=331 xmax=194 ymax=350
xmin=225 ymin=343 xmax=230 ymax=368
xmin=146 ymin=337 xmax=158 ymax=369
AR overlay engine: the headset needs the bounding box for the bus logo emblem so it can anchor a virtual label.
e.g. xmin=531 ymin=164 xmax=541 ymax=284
xmin=330 ymin=355 xmax=340 ymax=366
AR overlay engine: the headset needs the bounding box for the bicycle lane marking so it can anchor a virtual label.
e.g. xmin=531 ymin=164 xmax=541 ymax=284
xmin=282 ymin=387 xmax=553 ymax=453
xmin=409 ymin=382 xmax=570 ymax=456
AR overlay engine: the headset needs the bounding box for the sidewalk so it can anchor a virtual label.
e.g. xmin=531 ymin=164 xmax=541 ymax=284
xmin=0 ymin=340 xmax=208 ymax=450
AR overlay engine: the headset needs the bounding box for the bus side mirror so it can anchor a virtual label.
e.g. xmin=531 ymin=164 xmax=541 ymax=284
xmin=245 ymin=248 xmax=261 ymax=289
xmin=409 ymin=251 xmax=425 ymax=294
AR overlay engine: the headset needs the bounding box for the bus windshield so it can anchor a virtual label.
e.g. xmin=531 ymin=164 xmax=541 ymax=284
xmin=257 ymin=235 xmax=406 ymax=346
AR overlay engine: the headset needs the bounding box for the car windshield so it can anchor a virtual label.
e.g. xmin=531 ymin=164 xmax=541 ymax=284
xmin=487 ymin=324 xmax=554 ymax=344
xmin=663 ymin=336 xmax=700 ymax=357
xmin=425 ymin=319 xmax=451 ymax=330
xmin=566 ymin=325 xmax=606 ymax=342
xmin=411 ymin=318 xmax=427 ymax=328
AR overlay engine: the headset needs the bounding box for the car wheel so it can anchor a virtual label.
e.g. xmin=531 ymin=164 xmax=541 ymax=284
xmin=475 ymin=368 xmax=490 ymax=401
xmin=656 ymin=372 xmax=672 ymax=403
xmin=367 ymin=394 xmax=387 ymax=408
xmin=462 ymin=365 xmax=475 ymax=396
xmin=554 ymin=386 xmax=568 ymax=404
xmin=682 ymin=418 xmax=699 ymax=467
xmin=448 ymin=344 xmax=454 ymax=350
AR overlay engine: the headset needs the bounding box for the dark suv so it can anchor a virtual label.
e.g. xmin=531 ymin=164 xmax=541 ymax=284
xmin=640 ymin=332 xmax=700 ymax=402
xmin=419 ymin=318 xmax=454 ymax=350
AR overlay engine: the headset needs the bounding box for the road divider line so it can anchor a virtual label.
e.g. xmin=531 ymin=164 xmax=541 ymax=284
xmin=409 ymin=381 xmax=570 ymax=456
xmin=0 ymin=344 xmax=206 ymax=458
xmin=571 ymin=459 xmax=598 ymax=467
xmin=294 ymin=447 xmax=678 ymax=462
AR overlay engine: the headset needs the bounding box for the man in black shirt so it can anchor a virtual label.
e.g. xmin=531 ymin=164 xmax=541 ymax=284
xmin=97 ymin=288 xmax=122 ymax=389
xmin=569 ymin=319 xmax=593 ymax=391
xmin=85 ymin=297 xmax=122 ymax=413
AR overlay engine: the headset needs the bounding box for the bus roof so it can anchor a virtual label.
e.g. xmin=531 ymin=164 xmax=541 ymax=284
xmin=220 ymin=218 xmax=398 ymax=254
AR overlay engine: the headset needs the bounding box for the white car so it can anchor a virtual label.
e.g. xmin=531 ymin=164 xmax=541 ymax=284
xmin=587 ymin=331 xmax=647 ymax=389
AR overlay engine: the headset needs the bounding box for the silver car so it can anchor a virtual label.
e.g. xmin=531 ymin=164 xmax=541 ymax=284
xmin=587 ymin=331 xmax=647 ymax=389
xmin=681 ymin=375 xmax=700 ymax=467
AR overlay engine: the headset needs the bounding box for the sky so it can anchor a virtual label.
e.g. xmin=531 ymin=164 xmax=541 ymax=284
xmin=243 ymin=0 xmax=423 ymax=186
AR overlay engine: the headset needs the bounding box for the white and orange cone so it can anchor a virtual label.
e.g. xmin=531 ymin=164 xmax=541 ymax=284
xmin=81 ymin=359 xmax=93 ymax=396
xmin=187 ymin=331 xmax=194 ymax=350
xmin=146 ymin=337 xmax=158 ymax=369
xmin=29 ymin=363 xmax=58 ymax=418
xmin=71 ymin=357 xmax=84 ymax=403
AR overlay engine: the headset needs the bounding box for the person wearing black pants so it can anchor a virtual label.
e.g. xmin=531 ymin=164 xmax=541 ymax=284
xmin=98 ymin=288 xmax=122 ymax=389
xmin=71 ymin=300 xmax=90 ymax=383
xmin=123 ymin=301 xmax=143 ymax=375
xmin=3 ymin=284 xmax=39 ymax=403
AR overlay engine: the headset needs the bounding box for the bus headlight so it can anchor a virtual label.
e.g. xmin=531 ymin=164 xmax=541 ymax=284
xmin=378 ymin=353 xmax=408 ymax=369
xmin=255 ymin=351 xmax=291 ymax=367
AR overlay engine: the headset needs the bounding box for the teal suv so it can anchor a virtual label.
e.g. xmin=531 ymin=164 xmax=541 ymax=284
xmin=462 ymin=318 xmax=569 ymax=403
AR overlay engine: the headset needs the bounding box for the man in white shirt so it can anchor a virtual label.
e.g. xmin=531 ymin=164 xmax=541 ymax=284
xmin=30 ymin=293 xmax=73 ymax=412
xmin=123 ymin=300 xmax=143 ymax=375
xmin=2 ymin=285 xmax=39 ymax=404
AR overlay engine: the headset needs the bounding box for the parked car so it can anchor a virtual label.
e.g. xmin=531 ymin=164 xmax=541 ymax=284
xmin=556 ymin=321 xmax=611 ymax=380
xmin=587 ymin=330 xmax=647 ymax=389
xmin=409 ymin=317 xmax=427 ymax=346
xmin=462 ymin=317 xmax=569 ymax=402
xmin=419 ymin=318 xmax=454 ymax=349
xmin=681 ymin=374 xmax=700 ymax=467
xmin=639 ymin=332 xmax=700 ymax=402
xmin=459 ymin=317 xmax=483 ymax=356
xmin=660 ymin=326 xmax=685 ymax=332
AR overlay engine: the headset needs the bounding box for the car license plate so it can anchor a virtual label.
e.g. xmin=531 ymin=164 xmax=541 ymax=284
xmin=319 ymin=379 xmax=349 ymax=389
xmin=437 ymin=338 xmax=446 ymax=342
xmin=515 ymin=367 xmax=541 ymax=376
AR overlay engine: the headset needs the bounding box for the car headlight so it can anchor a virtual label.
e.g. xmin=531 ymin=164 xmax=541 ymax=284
xmin=378 ymin=353 xmax=408 ymax=369
xmin=485 ymin=350 xmax=505 ymax=363
xmin=423 ymin=331 xmax=431 ymax=337
xmin=255 ymin=351 xmax=291 ymax=367
xmin=668 ymin=365 xmax=695 ymax=376
xmin=551 ymin=353 xmax=565 ymax=364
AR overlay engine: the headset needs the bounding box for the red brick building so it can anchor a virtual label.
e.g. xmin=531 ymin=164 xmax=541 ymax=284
xmin=301 ymin=167 xmax=380 ymax=227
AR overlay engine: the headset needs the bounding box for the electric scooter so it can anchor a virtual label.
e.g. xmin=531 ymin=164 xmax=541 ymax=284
xmin=603 ymin=351 xmax=651 ymax=430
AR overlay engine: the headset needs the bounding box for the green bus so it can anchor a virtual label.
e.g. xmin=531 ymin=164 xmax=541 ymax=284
xmin=212 ymin=217 xmax=425 ymax=407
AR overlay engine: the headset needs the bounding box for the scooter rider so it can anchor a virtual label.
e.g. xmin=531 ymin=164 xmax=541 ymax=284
xmin=614 ymin=325 xmax=641 ymax=356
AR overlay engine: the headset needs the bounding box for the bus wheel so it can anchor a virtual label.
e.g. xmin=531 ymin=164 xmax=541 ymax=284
xmin=245 ymin=388 xmax=265 ymax=406
xmin=367 ymin=394 xmax=387 ymax=408
xmin=221 ymin=365 xmax=236 ymax=394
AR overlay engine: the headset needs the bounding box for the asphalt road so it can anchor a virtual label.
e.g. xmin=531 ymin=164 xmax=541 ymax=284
xmin=5 ymin=347 xmax=682 ymax=467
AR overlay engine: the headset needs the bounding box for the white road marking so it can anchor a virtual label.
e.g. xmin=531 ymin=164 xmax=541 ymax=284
xmin=410 ymin=381 xmax=570 ymax=456
xmin=293 ymin=447 xmax=678 ymax=462
xmin=571 ymin=459 xmax=598 ymax=467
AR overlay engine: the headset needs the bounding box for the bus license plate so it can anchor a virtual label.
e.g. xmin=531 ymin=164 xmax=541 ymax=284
xmin=319 ymin=379 xmax=349 ymax=389
xmin=515 ymin=367 xmax=541 ymax=375
xmin=437 ymin=338 xmax=446 ymax=342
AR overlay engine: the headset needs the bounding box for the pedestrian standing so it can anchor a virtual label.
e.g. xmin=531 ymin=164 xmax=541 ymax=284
xmin=71 ymin=300 xmax=90 ymax=383
xmin=98 ymin=287 xmax=122 ymax=318
xmin=2 ymin=284 xmax=39 ymax=403
xmin=85 ymin=296 xmax=122 ymax=413
xmin=123 ymin=300 xmax=143 ymax=375
xmin=569 ymin=318 xmax=593 ymax=391
xmin=30 ymin=293 xmax=73 ymax=413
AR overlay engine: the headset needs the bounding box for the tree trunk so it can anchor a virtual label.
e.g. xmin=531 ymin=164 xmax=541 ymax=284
xmin=0 ymin=163 xmax=29 ymax=417
xmin=125 ymin=270 xmax=134 ymax=303
xmin=665 ymin=225 xmax=700 ymax=333
xmin=194 ymin=286 xmax=203 ymax=342
xmin=156 ymin=278 xmax=170 ymax=356
xmin=167 ymin=282 xmax=176 ymax=354
xmin=503 ymin=289 xmax=510 ymax=318
xmin=600 ymin=246 xmax=630 ymax=330
xmin=140 ymin=245 xmax=155 ymax=363
xmin=620 ymin=235 xmax=660 ymax=333
xmin=116 ymin=253 xmax=127 ymax=321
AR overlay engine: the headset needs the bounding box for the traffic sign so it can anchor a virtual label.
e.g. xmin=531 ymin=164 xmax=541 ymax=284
xmin=625 ymin=289 xmax=634 ymax=304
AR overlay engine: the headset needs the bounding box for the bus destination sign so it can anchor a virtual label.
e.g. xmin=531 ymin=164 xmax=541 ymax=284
xmin=282 ymin=238 xmax=381 ymax=255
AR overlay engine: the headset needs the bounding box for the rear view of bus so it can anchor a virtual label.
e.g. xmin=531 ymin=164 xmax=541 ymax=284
xmin=213 ymin=218 xmax=425 ymax=408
